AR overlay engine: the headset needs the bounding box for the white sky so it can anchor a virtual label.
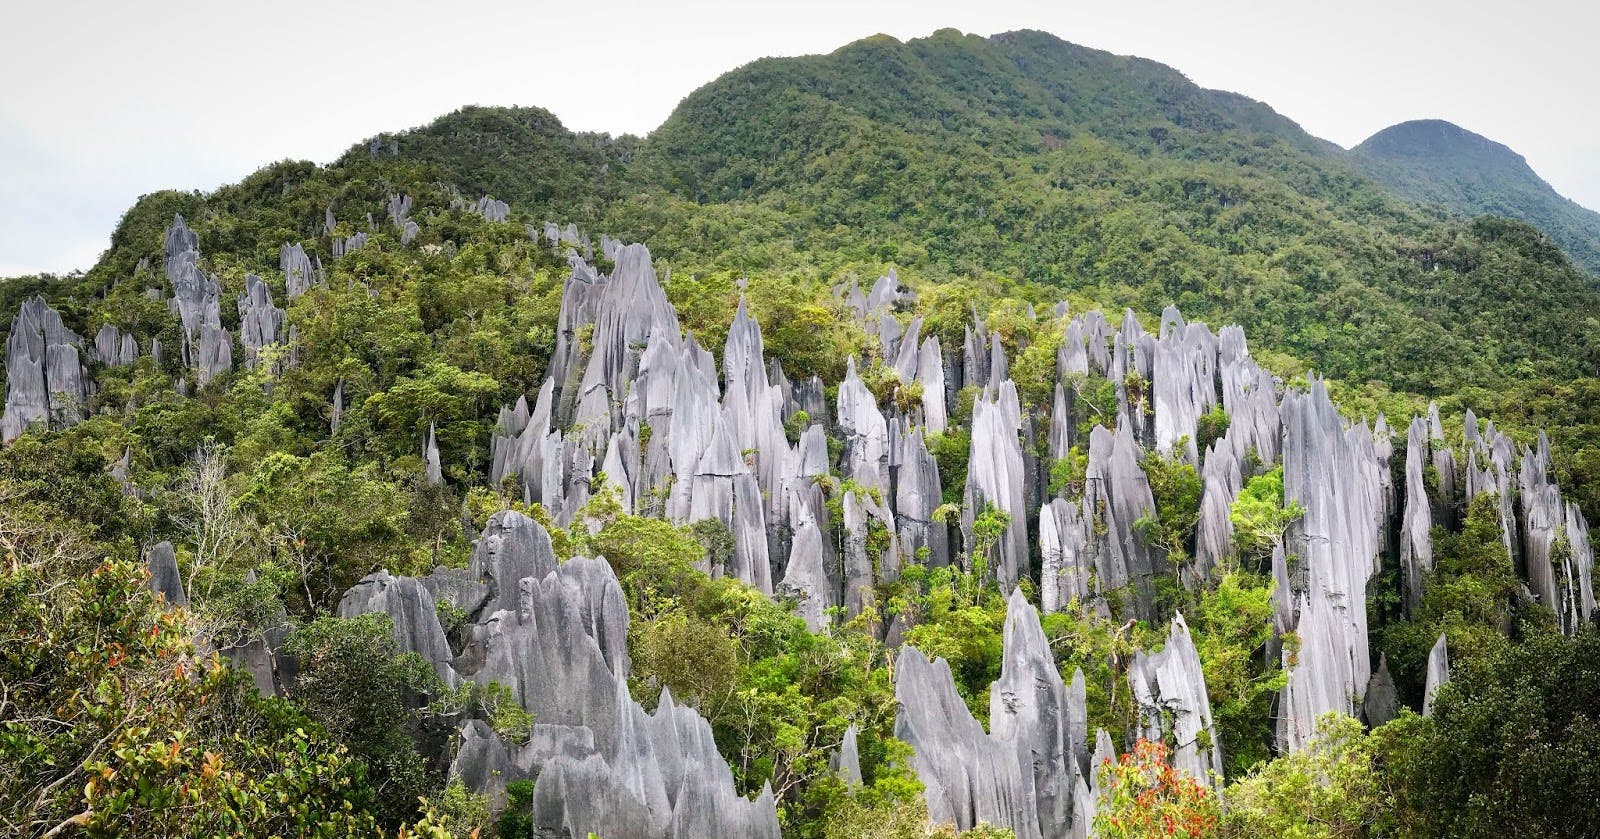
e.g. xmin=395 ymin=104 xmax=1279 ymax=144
xmin=3 ymin=0 xmax=1598 ymax=275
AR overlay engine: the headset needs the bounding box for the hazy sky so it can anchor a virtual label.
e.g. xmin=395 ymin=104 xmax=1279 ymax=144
xmin=4 ymin=0 xmax=1598 ymax=276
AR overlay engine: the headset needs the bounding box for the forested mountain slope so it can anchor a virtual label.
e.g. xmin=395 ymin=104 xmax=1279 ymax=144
xmin=1352 ymin=119 xmax=1600 ymax=275
xmin=4 ymin=27 xmax=1600 ymax=839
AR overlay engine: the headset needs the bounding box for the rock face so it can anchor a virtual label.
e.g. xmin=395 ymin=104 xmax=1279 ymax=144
xmin=1040 ymin=496 xmax=1092 ymax=614
xmin=330 ymin=509 xmax=779 ymax=836
xmin=1400 ymin=416 xmax=1434 ymax=616
xmin=163 ymin=215 xmax=233 ymax=386
xmin=990 ymin=589 xmax=1092 ymax=836
xmin=92 ymin=324 xmax=139 ymax=368
xmin=146 ymin=541 xmax=186 ymax=607
xmin=963 ymin=383 xmax=1028 ymax=591
xmin=1085 ymin=423 xmax=1162 ymax=619
xmin=472 ymin=196 xmax=510 ymax=222
xmin=1422 ymin=634 xmax=1450 ymax=717
xmin=1 ymin=297 xmax=88 ymax=442
xmin=1128 ymin=613 xmax=1223 ymax=788
xmin=1275 ymin=380 xmax=1383 ymax=752
xmin=1364 ymin=654 xmax=1400 ymax=727
xmin=338 ymin=569 xmax=458 ymax=686
xmin=236 ymin=274 xmax=285 ymax=370
xmin=280 ymin=242 xmax=321 ymax=299
xmin=895 ymin=645 xmax=1039 ymax=837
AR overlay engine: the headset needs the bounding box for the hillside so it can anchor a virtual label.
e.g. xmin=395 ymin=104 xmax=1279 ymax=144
xmin=1352 ymin=119 xmax=1600 ymax=274
xmin=4 ymin=26 xmax=1600 ymax=839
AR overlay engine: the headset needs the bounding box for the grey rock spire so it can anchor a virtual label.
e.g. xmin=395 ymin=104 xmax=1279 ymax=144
xmin=2 ymin=297 xmax=88 ymax=441
xmin=1128 ymin=613 xmax=1223 ymax=788
xmin=146 ymin=541 xmax=186 ymax=607
xmin=1422 ymin=634 xmax=1450 ymax=717
xmin=1276 ymin=380 xmax=1383 ymax=752
xmin=963 ymin=382 xmax=1028 ymax=591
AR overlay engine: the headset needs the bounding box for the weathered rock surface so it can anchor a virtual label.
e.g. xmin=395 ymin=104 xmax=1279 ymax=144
xmin=280 ymin=242 xmax=321 ymax=299
xmin=1085 ymin=423 xmax=1162 ymax=618
xmin=163 ymin=215 xmax=233 ymax=385
xmin=2 ymin=297 xmax=88 ymax=441
xmin=963 ymin=383 xmax=1028 ymax=591
xmin=895 ymin=645 xmax=1039 ymax=837
xmin=236 ymin=274 xmax=284 ymax=370
xmin=337 ymin=569 xmax=458 ymax=685
xmin=1129 ymin=613 xmax=1223 ymax=787
xmin=1400 ymin=416 xmax=1434 ymax=616
xmin=1276 ymin=380 xmax=1383 ymax=752
xmin=146 ymin=541 xmax=186 ymax=607
xmin=1422 ymin=634 xmax=1450 ymax=717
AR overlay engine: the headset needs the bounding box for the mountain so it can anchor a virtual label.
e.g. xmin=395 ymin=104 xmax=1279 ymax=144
xmin=6 ymin=27 xmax=1600 ymax=839
xmin=1352 ymin=118 xmax=1600 ymax=274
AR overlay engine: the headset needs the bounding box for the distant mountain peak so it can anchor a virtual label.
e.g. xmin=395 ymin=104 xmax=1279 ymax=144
xmin=1352 ymin=119 xmax=1600 ymax=274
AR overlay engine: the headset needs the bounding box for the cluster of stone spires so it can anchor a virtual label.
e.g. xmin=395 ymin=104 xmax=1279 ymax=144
xmin=10 ymin=194 xmax=1599 ymax=834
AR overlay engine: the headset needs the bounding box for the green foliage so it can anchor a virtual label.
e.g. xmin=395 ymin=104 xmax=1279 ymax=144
xmin=283 ymin=613 xmax=448 ymax=826
xmin=1379 ymin=630 xmax=1600 ymax=838
xmin=1196 ymin=405 xmax=1230 ymax=454
xmin=1220 ymin=713 xmax=1385 ymax=839
xmin=1048 ymin=446 xmax=1088 ymax=499
xmin=1229 ymin=467 xmax=1303 ymax=567
xmin=1193 ymin=571 xmax=1283 ymax=777
xmin=0 ymin=481 xmax=384 ymax=837
xmin=1137 ymin=448 xmax=1204 ymax=565
xmin=1352 ymin=119 xmax=1600 ymax=276
xmin=11 ymin=28 xmax=1600 ymax=839
xmin=1379 ymin=493 xmax=1531 ymax=704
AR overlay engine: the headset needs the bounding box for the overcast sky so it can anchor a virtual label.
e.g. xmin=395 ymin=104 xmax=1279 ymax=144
xmin=4 ymin=0 xmax=1597 ymax=276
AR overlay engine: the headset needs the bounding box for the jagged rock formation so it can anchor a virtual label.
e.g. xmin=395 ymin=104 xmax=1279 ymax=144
xmin=1275 ymin=380 xmax=1383 ymax=752
xmin=338 ymin=569 xmax=458 ymax=686
xmin=332 ymin=510 xmax=779 ymax=835
xmin=472 ymin=195 xmax=510 ymax=222
xmin=332 ymin=231 xmax=369 ymax=258
xmin=832 ymin=725 xmax=863 ymax=786
xmin=163 ymin=215 xmax=233 ymax=385
xmin=1400 ymin=416 xmax=1434 ymax=616
xmin=1128 ymin=613 xmax=1223 ymax=788
xmin=1 ymin=297 xmax=88 ymax=441
xmin=236 ymin=275 xmax=285 ymax=370
xmin=895 ymin=645 xmax=1040 ymax=837
xmin=963 ymin=383 xmax=1028 ymax=591
xmin=1084 ymin=423 xmax=1162 ymax=618
xmin=146 ymin=541 xmax=186 ymax=607
xmin=92 ymin=324 xmax=138 ymax=368
xmin=1039 ymin=496 xmax=1093 ymax=617
xmin=280 ymin=242 xmax=321 ymax=299
xmin=1422 ymin=634 xmax=1450 ymax=716
xmin=894 ymin=423 xmax=949 ymax=570
xmin=1519 ymin=435 xmax=1597 ymax=631
xmin=425 ymin=422 xmax=443 ymax=485
xmin=898 ymin=590 xmax=1100 ymax=838
xmin=1364 ymin=654 xmax=1400 ymax=727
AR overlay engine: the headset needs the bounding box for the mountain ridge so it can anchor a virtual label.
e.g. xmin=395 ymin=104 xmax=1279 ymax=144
xmin=1350 ymin=117 xmax=1600 ymax=274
